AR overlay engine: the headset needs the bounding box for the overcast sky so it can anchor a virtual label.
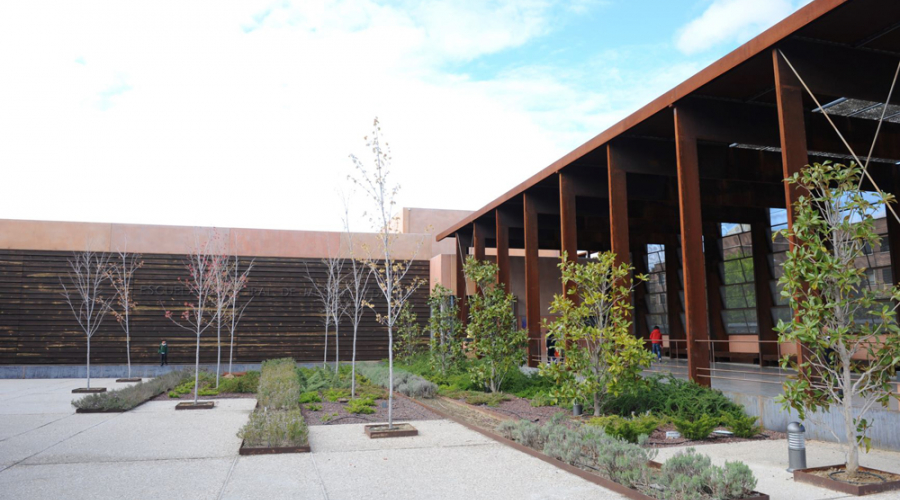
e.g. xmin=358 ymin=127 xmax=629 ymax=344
xmin=0 ymin=0 xmax=812 ymax=234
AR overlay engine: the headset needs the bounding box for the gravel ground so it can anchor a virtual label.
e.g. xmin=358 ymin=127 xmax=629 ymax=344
xmin=301 ymin=397 xmax=441 ymax=426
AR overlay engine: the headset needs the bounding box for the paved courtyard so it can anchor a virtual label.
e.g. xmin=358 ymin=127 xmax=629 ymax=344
xmin=2 ymin=378 xmax=900 ymax=499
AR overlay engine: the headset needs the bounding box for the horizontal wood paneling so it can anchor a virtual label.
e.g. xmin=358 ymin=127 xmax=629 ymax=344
xmin=0 ymin=250 xmax=430 ymax=365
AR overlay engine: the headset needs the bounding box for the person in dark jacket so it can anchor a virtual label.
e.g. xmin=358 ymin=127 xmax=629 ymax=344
xmin=159 ymin=340 xmax=168 ymax=366
xmin=649 ymin=326 xmax=663 ymax=362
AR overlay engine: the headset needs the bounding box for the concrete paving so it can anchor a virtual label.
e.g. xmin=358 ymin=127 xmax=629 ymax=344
xmin=3 ymin=378 xmax=900 ymax=499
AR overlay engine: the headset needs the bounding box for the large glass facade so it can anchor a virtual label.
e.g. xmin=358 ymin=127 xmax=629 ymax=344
xmin=644 ymin=244 xmax=669 ymax=335
xmin=719 ymin=223 xmax=757 ymax=334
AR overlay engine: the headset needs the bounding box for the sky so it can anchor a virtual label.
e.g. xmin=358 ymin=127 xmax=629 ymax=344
xmin=0 ymin=0 xmax=814 ymax=234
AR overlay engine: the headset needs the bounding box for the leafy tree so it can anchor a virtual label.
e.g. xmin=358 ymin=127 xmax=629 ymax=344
xmin=540 ymin=251 xmax=652 ymax=416
xmin=427 ymin=284 xmax=465 ymax=378
xmin=463 ymin=257 xmax=527 ymax=393
xmin=775 ymin=161 xmax=900 ymax=477
xmin=395 ymin=303 xmax=421 ymax=364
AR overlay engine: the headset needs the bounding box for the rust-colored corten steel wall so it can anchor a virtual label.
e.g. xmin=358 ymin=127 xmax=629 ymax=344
xmin=0 ymin=249 xmax=429 ymax=365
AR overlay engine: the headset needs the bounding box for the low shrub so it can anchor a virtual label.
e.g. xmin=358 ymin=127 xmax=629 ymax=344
xmin=356 ymin=363 xmax=437 ymax=398
xmin=588 ymin=414 xmax=661 ymax=444
xmin=321 ymin=412 xmax=338 ymax=422
xmin=299 ymin=391 xmax=322 ymax=404
xmin=502 ymin=368 xmax=555 ymax=399
xmin=238 ymin=408 xmax=308 ymax=448
xmin=218 ymin=371 xmax=260 ymax=393
xmin=529 ymin=391 xmax=555 ymax=407
xmin=73 ymin=370 xmax=193 ymax=411
xmin=720 ymin=413 xmax=762 ymax=439
xmin=305 ymin=403 xmax=322 ymax=411
xmin=257 ymin=358 xmax=301 ymax=410
xmin=346 ymin=397 xmax=376 ymax=414
xmin=660 ymin=448 xmax=757 ymax=500
xmin=498 ymin=417 xmax=758 ymax=499
xmin=600 ymin=375 xmax=745 ymax=422
xmin=324 ymin=388 xmax=351 ymax=402
xmin=673 ymin=414 xmax=718 ymax=441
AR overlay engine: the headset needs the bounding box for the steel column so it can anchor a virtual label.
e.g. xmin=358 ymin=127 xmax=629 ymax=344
xmin=495 ymin=209 xmax=511 ymax=292
xmin=608 ymin=144 xmax=631 ymax=267
xmin=560 ymin=172 xmax=579 ymax=299
xmin=703 ymin=224 xmax=729 ymax=356
xmin=773 ymin=48 xmax=809 ymax=368
xmin=524 ymin=193 xmax=542 ymax=367
xmin=674 ymin=106 xmax=712 ymax=387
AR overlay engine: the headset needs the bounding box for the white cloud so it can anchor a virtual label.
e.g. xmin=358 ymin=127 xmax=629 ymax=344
xmin=0 ymin=1 xmax=698 ymax=234
xmin=675 ymin=0 xmax=811 ymax=55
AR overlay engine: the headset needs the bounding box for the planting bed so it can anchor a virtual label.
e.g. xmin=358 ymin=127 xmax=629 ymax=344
xmin=153 ymin=391 xmax=255 ymax=401
xmin=794 ymin=465 xmax=900 ymax=496
xmin=72 ymin=388 xmax=106 ymax=393
xmin=301 ymin=396 xmax=440 ymax=426
xmin=115 ymin=377 xmax=143 ymax=383
xmin=642 ymin=422 xmax=784 ymax=448
xmin=239 ymin=441 xmax=311 ymax=455
xmin=365 ymin=422 xmax=418 ymax=438
xmin=176 ymin=401 xmax=215 ymax=410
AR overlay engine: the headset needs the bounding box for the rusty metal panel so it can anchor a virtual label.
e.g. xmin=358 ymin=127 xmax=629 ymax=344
xmin=523 ymin=193 xmax=542 ymax=367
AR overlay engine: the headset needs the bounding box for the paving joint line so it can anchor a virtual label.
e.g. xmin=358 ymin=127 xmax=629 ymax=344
xmin=216 ymin=455 xmax=240 ymax=500
xmin=16 ymin=455 xmax=239 ymax=467
xmin=309 ymin=451 xmax=331 ymax=500
xmin=0 ymin=413 xmax=75 ymax=443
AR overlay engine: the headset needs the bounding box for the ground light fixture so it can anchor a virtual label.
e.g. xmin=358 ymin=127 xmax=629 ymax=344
xmin=787 ymin=421 xmax=807 ymax=472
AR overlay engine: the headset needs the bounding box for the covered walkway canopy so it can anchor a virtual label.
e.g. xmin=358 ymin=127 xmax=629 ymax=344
xmin=436 ymin=0 xmax=900 ymax=386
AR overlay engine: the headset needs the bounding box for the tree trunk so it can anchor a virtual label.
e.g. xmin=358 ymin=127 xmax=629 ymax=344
xmin=86 ymin=336 xmax=91 ymax=389
xmin=388 ymin=323 xmax=394 ymax=429
xmin=334 ymin=319 xmax=340 ymax=374
xmin=323 ymin=319 xmax=330 ymax=369
xmin=216 ymin=312 xmax=222 ymax=388
xmin=593 ymin=392 xmax=601 ymax=417
xmin=194 ymin=332 xmax=201 ymax=404
xmin=843 ymin=357 xmax=859 ymax=476
xmin=351 ymin=322 xmax=358 ymax=398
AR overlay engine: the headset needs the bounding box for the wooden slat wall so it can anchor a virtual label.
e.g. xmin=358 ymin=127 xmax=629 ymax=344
xmin=0 ymin=249 xmax=430 ymax=365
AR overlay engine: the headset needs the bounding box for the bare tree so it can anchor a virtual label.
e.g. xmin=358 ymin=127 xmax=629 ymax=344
xmin=350 ymin=117 xmax=426 ymax=428
xmin=209 ymin=234 xmax=232 ymax=388
xmin=60 ymin=247 xmax=113 ymax=390
xmin=226 ymin=252 xmax=253 ymax=376
xmin=306 ymin=250 xmax=345 ymax=373
xmin=165 ymin=237 xmax=219 ymax=404
xmin=342 ymin=197 xmax=372 ymax=398
xmin=107 ymin=244 xmax=143 ymax=380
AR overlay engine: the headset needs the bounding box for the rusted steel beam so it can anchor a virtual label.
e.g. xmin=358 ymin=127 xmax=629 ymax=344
xmin=608 ymin=144 xmax=631 ymax=269
xmin=674 ymin=106 xmax=712 ymax=386
xmin=455 ymin=231 xmax=472 ymax=325
xmin=703 ymin=223 xmax=729 ymax=356
xmin=559 ymin=172 xmax=579 ymax=301
xmin=495 ymin=209 xmax=510 ymax=293
xmin=751 ymin=218 xmax=778 ymax=366
xmin=774 ymin=47 xmax=809 ymax=369
xmin=472 ymin=222 xmax=486 ymax=262
xmin=524 ymin=193 xmax=542 ymax=367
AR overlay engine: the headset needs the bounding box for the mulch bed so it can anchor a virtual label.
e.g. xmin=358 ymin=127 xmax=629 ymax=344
xmin=151 ymin=391 xmax=257 ymax=402
xmin=301 ymin=397 xmax=441 ymax=426
xmin=642 ymin=422 xmax=785 ymax=448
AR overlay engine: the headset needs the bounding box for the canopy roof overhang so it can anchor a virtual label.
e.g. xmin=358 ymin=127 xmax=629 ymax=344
xmin=436 ymin=0 xmax=900 ymax=250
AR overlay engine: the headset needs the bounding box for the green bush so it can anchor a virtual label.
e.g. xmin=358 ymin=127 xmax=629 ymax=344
xmin=356 ymin=363 xmax=437 ymax=398
xmin=305 ymin=403 xmax=322 ymax=411
xmin=238 ymin=408 xmax=308 ymax=448
xmin=324 ymin=388 xmax=351 ymax=402
xmin=321 ymin=412 xmax=337 ymax=422
xmin=673 ymin=414 xmax=718 ymax=441
xmin=218 ymin=371 xmax=260 ymax=393
xmin=73 ymin=371 xmax=193 ymax=411
xmin=346 ymin=397 xmax=376 ymax=414
xmin=299 ymin=391 xmax=322 ymax=404
xmin=257 ymin=358 xmax=301 ymax=410
xmin=600 ymin=375 xmax=745 ymax=422
xmin=721 ymin=413 xmax=762 ymax=439
xmin=660 ymin=448 xmax=757 ymax=500
xmin=529 ymin=391 xmax=555 ymax=407
xmin=588 ymin=414 xmax=661 ymax=444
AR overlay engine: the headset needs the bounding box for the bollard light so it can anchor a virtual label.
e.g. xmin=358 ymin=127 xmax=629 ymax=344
xmin=573 ymin=402 xmax=583 ymax=417
xmin=787 ymin=421 xmax=807 ymax=472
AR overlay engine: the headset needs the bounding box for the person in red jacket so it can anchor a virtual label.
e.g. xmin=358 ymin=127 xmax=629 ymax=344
xmin=649 ymin=326 xmax=663 ymax=362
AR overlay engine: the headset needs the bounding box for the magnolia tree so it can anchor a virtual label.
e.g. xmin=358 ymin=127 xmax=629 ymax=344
xmin=350 ymin=117 xmax=425 ymax=428
xmin=61 ymin=248 xmax=113 ymax=390
xmin=776 ymin=161 xmax=900 ymax=477
xmin=540 ymin=251 xmax=652 ymax=416
xmin=165 ymin=238 xmax=219 ymax=404
xmin=463 ymin=257 xmax=528 ymax=393
xmin=427 ymin=284 xmax=465 ymax=379
xmin=306 ymin=252 xmax=344 ymax=372
xmin=107 ymin=247 xmax=143 ymax=379
xmin=226 ymin=252 xmax=253 ymax=375
xmin=342 ymin=201 xmax=371 ymax=398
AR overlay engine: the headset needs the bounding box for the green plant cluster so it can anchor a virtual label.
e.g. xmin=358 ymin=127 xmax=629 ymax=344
xmin=324 ymin=388 xmax=351 ymax=402
xmin=600 ymin=375 xmax=745 ymax=421
xmin=257 ymin=359 xmax=302 ymax=410
xmin=439 ymin=387 xmax=511 ymax=407
xmin=304 ymin=403 xmax=322 ymax=411
xmin=73 ymin=370 xmax=193 ymax=411
xmin=394 ymin=303 xmax=424 ymax=364
xmin=427 ymin=284 xmax=466 ymax=378
xmin=497 ymin=416 xmax=757 ymax=500
xmin=720 ymin=414 xmax=762 ymax=439
xmin=237 ymin=358 xmax=308 ymax=449
xmin=238 ymin=408 xmax=308 ymax=448
xmin=346 ymin=397 xmax=377 ymax=414
xmin=672 ymin=415 xmax=718 ymax=441
xmin=588 ymin=414 xmax=662 ymax=444
xmin=355 ymin=362 xmax=437 ymax=398
xmin=299 ymin=391 xmax=322 ymax=404
xmin=168 ymin=371 xmax=260 ymax=398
